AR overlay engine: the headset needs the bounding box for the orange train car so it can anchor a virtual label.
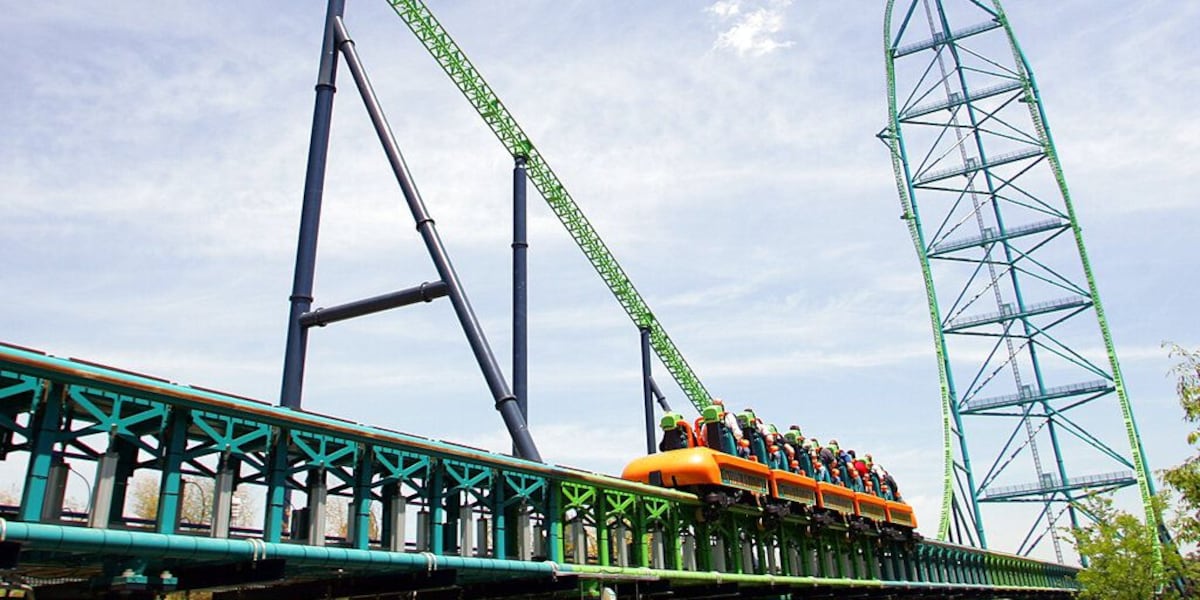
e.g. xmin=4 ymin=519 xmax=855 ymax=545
xmin=622 ymin=447 xmax=919 ymax=539
xmin=855 ymin=491 xmax=889 ymax=524
xmin=765 ymin=469 xmax=820 ymax=522
xmin=815 ymin=481 xmax=856 ymax=526
xmin=768 ymin=469 xmax=819 ymax=509
xmin=622 ymin=447 xmax=770 ymax=494
xmin=885 ymin=500 xmax=918 ymax=530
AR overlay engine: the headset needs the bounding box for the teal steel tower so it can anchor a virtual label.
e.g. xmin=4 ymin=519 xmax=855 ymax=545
xmin=881 ymin=0 xmax=1160 ymax=566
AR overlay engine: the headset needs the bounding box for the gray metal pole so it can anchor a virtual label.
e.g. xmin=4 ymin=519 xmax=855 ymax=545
xmin=332 ymin=19 xmax=541 ymax=462
xmin=649 ymin=376 xmax=671 ymax=412
xmin=299 ymin=281 xmax=448 ymax=327
xmin=280 ymin=0 xmax=345 ymax=409
xmin=641 ymin=327 xmax=655 ymax=455
xmin=513 ymin=157 xmax=528 ymax=423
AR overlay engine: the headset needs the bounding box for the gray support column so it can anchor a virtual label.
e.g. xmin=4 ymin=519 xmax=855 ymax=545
xmin=332 ymin=18 xmax=540 ymax=462
xmin=280 ymin=0 xmax=346 ymax=409
xmin=390 ymin=496 xmax=407 ymax=551
xmin=741 ymin=539 xmax=754 ymax=574
xmin=459 ymin=505 xmax=474 ymax=557
xmin=307 ymin=470 xmax=327 ymax=546
xmin=211 ymin=459 xmax=238 ymax=538
xmin=821 ymin=540 xmax=836 ymax=578
xmin=682 ymin=532 xmax=697 ymax=571
xmin=537 ymin=518 xmax=549 ymax=554
xmin=416 ymin=510 xmax=430 ymax=551
xmin=107 ymin=438 xmax=138 ymax=527
xmin=88 ymin=449 xmax=120 ymax=529
xmin=712 ymin=538 xmax=726 ymax=572
xmin=381 ymin=483 xmax=406 ymax=551
xmin=476 ymin=517 xmax=490 ymax=557
xmin=651 ymin=530 xmax=665 ymax=569
xmin=868 ymin=545 xmax=882 ymax=580
xmin=515 ymin=510 xmax=532 ymax=560
xmin=615 ymin=522 xmax=629 ymax=567
xmin=42 ymin=458 xmax=67 ymax=522
xmin=571 ymin=520 xmax=586 ymax=564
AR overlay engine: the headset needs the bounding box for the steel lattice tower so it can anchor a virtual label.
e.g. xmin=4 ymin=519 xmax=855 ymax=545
xmin=881 ymin=0 xmax=1160 ymax=565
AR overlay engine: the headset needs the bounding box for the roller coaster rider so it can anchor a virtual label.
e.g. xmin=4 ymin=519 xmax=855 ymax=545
xmin=658 ymin=411 xmax=695 ymax=452
xmin=736 ymin=408 xmax=769 ymax=463
xmin=812 ymin=460 xmax=832 ymax=483
xmin=818 ymin=440 xmax=836 ymax=473
xmin=768 ymin=424 xmax=787 ymax=470
xmin=783 ymin=426 xmax=813 ymax=476
xmin=696 ymin=398 xmax=741 ymax=455
xmin=847 ymin=465 xmax=865 ymax=492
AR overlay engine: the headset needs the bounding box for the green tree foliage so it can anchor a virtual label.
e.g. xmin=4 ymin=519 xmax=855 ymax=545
xmin=1069 ymin=495 xmax=1182 ymax=599
xmin=1162 ymin=344 xmax=1200 ymax=547
xmin=1068 ymin=345 xmax=1200 ymax=598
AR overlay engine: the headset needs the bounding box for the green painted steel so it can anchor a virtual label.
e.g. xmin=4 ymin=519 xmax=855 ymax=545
xmin=882 ymin=0 xmax=1160 ymax=566
xmin=0 ymin=343 xmax=1078 ymax=594
xmin=384 ymin=0 xmax=713 ymax=414
xmin=990 ymin=3 xmax=1161 ymax=574
xmin=881 ymin=0 xmax=965 ymax=543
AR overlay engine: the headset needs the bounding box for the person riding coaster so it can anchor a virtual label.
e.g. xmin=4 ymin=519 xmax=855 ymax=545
xmin=736 ymin=408 xmax=769 ymax=463
xmin=657 ymin=411 xmax=694 ymax=452
xmin=783 ymin=426 xmax=813 ymax=476
xmin=764 ymin=424 xmax=789 ymax=470
xmin=631 ymin=405 xmax=917 ymax=539
xmin=695 ymin=399 xmax=741 ymax=456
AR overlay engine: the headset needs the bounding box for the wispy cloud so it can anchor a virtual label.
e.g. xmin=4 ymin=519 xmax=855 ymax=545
xmin=707 ymin=0 xmax=795 ymax=57
xmin=1 ymin=3 xmax=1194 ymax=565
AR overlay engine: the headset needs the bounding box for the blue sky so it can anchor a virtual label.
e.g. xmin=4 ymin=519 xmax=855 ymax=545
xmin=1 ymin=1 xmax=1196 ymax=562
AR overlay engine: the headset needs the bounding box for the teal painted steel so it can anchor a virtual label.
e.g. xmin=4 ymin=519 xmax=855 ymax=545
xmin=0 ymin=343 xmax=1078 ymax=594
xmin=883 ymin=0 xmax=1161 ymax=567
xmin=17 ymin=382 xmax=59 ymax=523
xmin=155 ymin=409 xmax=188 ymax=535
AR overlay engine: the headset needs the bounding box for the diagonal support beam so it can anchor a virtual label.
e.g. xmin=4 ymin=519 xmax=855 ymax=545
xmin=331 ymin=17 xmax=540 ymax=462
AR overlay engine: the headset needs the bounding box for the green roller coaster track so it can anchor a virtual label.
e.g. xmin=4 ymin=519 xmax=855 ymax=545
xmin=385 ymin=0 xmax=713 ymax=414
xmin=881 ymin=0 xmax=1160 ymax=571
xmin=383 ymin=0 xmax=1159 ymax=569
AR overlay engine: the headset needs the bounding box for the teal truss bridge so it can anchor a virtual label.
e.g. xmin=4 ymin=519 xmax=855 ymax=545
xmin=0 ymin=343 xmax=1078 ymax=598
xmin=881 ymin=0 xmax=1160 ymax=566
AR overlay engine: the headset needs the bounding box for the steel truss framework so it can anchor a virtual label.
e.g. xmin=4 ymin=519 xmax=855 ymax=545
xmin=881 ymin=0 xmax=1159 ymax=565
xmin=0 ymin=343 xmax=1077 ymax=597
xmin=386 ymin=0 xmax=714 ymax=414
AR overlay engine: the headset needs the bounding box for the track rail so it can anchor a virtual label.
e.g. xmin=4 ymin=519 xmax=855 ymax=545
xmin=0 ymin=342 xmax=1078 ymax=595
xmin=384 ymin=1 xmax=713 ymax=413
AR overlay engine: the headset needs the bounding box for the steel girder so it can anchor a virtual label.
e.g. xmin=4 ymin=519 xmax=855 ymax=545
xmin=0 ymin=343 xmax=1078 ymax=595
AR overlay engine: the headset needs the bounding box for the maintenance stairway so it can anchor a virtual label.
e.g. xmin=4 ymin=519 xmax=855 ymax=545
xmin=0 ymin=342 xmax=1077 ymax=598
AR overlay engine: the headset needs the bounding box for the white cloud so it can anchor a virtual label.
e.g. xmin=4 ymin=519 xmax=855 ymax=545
xmin=707 ymin=1 xmax=742 ymax=19
xmin=708 ymin=0 xmax=795 ymax=57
